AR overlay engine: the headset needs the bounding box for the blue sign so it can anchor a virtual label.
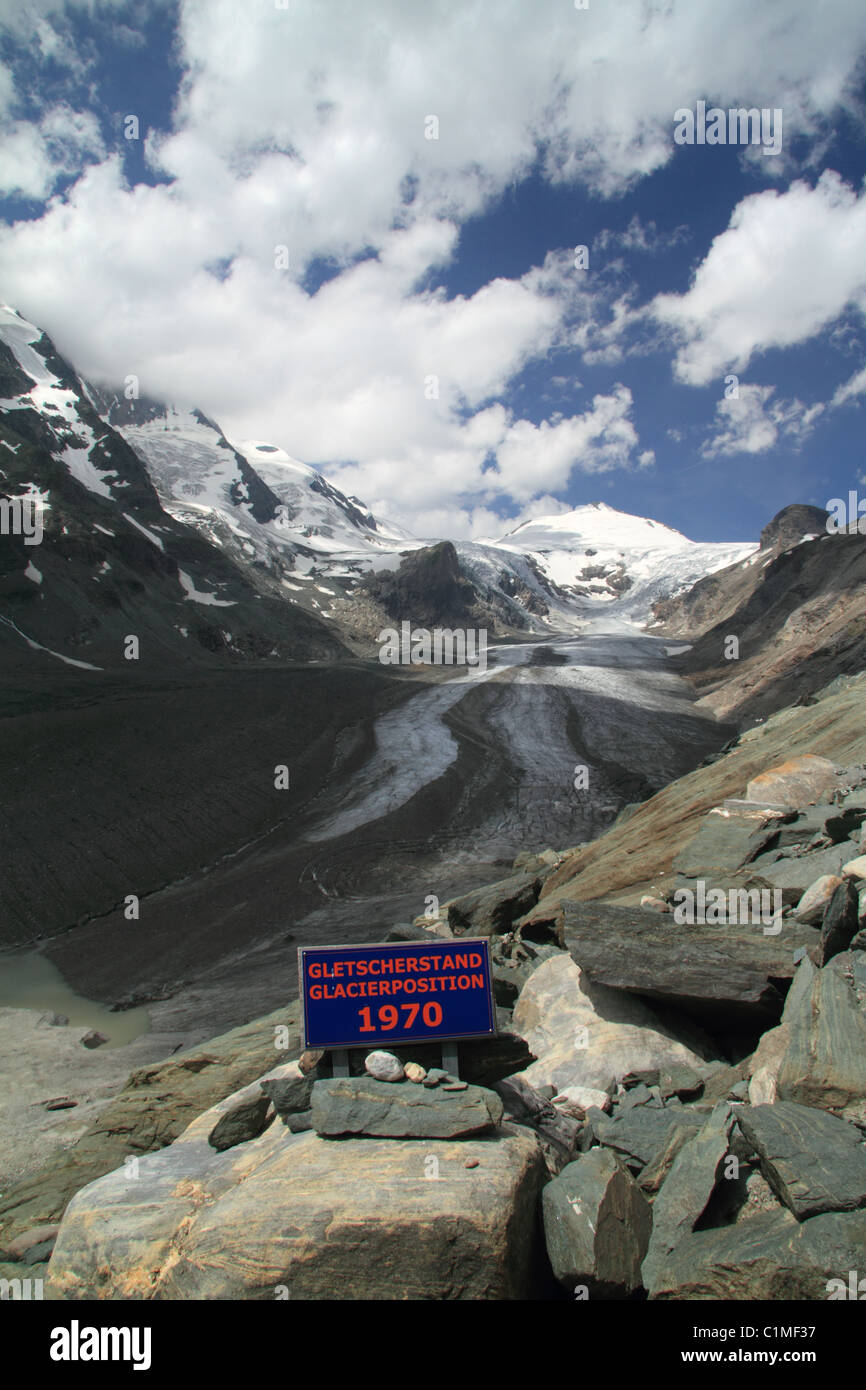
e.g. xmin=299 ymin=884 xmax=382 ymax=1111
xmin=298 ymin=939 xmax=496 ymax=1050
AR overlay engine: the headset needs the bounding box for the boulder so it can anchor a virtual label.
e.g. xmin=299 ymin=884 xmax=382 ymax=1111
xmin=208 ymin=1091 xmax=273 ymax=1153
xmin=46 ymin=1118 xmax=545 ymax=1300
xmin=843 ymin=855 xmax=866 ymax=880
xmin=310 ymin=1076 xmax=503 ymax=1139
xmin=641 ymin=1104 xmax=735 ymax=1295
xmin=585 ymin=1105 xmax=704 ymax=1171
xmin=812 ymin=878 xmax=862 ymax=965
xmin=444 ymin=872 xmax=541 ymax=937
xmin=562 ymin=901 xmax=814 ymax=1029
xmin=672 ymin=808 xmax=787 ymax=877
xmin=751 ymin=845 xmax=851 ymax=899
xmin=776 ymin=951 xmax=866 ymax=1123
xmin=510 ymin=954 xmax=714 ymax=1096
xmin=793 ymin=874 xmax=844 ymax=925
xmin=747 ymin=1022 xmax=791 ymax=1106
xmin=746 ymin=756 xmax=840 ymax=809
xmin=737 ymin=1102 xmax=866 ymax=1219
xmin=650 ymin=1208 xmax=866 ymax=1300
xmin=259 ymin=1062 xmax=315 ymax=1120
xmin=637 ymin=1125 xmax=698 ymax=1194
xmin=542 ymin=1149 xmax=652 ymax=1297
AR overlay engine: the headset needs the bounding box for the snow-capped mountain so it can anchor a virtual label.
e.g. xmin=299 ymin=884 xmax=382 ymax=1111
xmin=484 ymin=503 xmax=757 ymax=620
xmin=1 ymin=301 xmax=760 ymax=652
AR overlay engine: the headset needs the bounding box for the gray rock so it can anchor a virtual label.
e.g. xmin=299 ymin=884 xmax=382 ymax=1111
xmin=776 ymin=950 xmax=866 ymax=1124
xmin=542 ymin=1148 xmax=652 ymax=1297
xmin=650 ymin=1207 xmax=866 ymax=1300
xmin=364 ymin=1050 xmax=405 ymax=1082
xmin=563 ymin=900 xmax=815 ymax=1029
xmin=812 ymin=877 xmax=862 ymax=965
xmin=385 ymin=923 xmax=434 ymax=942
xmin=286 ymin=1110 xmax=313 ymax=1133
xmin=637 ymin=1124 xmax=697 ymax=1194
xmin=737 ymin=1101 xmax=866 ymax=1218
xmin=751 ymin=845 xmax=852 ymax=900
xmin=208 ymin=1094 xmax=273 ymax=1153
xmin=793 ymin=874 xmax=844 ymax=925
xmin=80 ymin=1031 xmax=108 ymax=1050
xmin=444 ymin=871 xmax=541 ymax=937
xmin=310 ymin=1076 xmax=504 ymax=1139
xmin=672 ymin=809 xmax=786 ymax=877
xmin=746 ymin=756 xmax=841 ymax=809
xmin=659 ymin=1066 xmax=705 ymax=1101
xmin=260 ymin=1064 xmax=315 ymax=1120
xmin=642 ymin=1103 xmax=735 ymax=1295
xmin=588 ymin=1105 xmax=704 ymax=1172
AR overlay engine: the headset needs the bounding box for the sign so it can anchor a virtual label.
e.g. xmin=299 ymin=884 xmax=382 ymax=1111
xmin=298 ymin=939 xmax=496 ymax=1050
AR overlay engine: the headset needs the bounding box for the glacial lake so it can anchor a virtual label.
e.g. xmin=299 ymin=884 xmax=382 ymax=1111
xmin=0 ymin=948 xmax=150 ymax=1047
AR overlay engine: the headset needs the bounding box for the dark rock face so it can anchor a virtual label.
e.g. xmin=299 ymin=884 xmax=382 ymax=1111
xmin=582 ymin=1105 xmax=704 ymax=1171
xmin=310 ymin=1076 xmax=504 ymax=1139
xmin=776 ymin=951 xmax=866 ymax=1123
xmin=543 ymin=1148 xmax=652 ymax=1297
xmin=208 ymin=1095 xmax=273 ymax=1152
xmin=813 ymin=878 xmax=862 ymax=966
xmin=737 ymin=1102 xmax=866 ymax=1219
xmin=446 ymin=872 xmax=541 ymax=937
xmin=760 ymin=504 xmax=831 ymax=553
xmin=361 ymin=541 xmax=481 ymax=627
xmin=562 ymin=901 xmax=815 ymax=1029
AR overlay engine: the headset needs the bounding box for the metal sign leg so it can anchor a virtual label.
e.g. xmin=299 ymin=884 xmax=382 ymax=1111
xmin=442 ymin=1042 xmax=459 ymax=1079
xmin=332 ymin=1048 xmax=350 ymax=1077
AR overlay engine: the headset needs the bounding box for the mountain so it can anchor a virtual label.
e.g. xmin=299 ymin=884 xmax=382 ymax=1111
xmin=484 ymin=502 xmax=756 ymax=621
xmin=0 ymin=303 xmax=346 ymax=671
xmin=650 ymin=503 xmax=866 ymax=722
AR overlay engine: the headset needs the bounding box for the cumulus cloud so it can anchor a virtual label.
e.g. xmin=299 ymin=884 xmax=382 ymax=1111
xmin=652 ymin=172 xmax=866 ymax=385
xmin=832 ymin=364 xmax=866 ymax=408
xmin=702 ymin=384 xmax=824 ymax=458
xmin=0 ymin=0 xmax=865 ymax=528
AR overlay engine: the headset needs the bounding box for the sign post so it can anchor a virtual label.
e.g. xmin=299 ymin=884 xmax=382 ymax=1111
xmin=298 ymin=939 xmax=496 ymax=1068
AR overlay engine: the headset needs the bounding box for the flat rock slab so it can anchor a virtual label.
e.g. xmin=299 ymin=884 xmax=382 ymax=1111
xmin=672 ymin=810 xmax=785 ymax=877
xmin=746 ymin=756 xmax=841 ymax=810
xmin=310 ymin=1076 xmax=503 ymax=1139
xmin=587 ymin=1106 xmax=704 ymax=1171
xmin=46 ymin=1121 xmax=545 ymax=1300
xmin=737 ymin=1102 xmax=866 ymax=1218
xmin=777 ymin=951 xmax=866 ymax=1124
xmin=650 ymin=1208 xmax=866 ymax=1301
xmin=562 ymin=902 xmax=815 ymax=1026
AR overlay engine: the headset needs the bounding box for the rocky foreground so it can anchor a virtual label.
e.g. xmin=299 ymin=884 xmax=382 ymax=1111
xmin=3 ymin=678 xmax=866 ymax=1299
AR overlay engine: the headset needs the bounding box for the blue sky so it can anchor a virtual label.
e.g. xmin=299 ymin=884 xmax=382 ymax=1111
xmin=1 ymin=0 xmax=865 ymax=543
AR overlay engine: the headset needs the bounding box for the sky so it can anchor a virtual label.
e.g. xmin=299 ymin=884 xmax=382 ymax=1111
xmin=0 ymin=0 xmax=865 ymax=543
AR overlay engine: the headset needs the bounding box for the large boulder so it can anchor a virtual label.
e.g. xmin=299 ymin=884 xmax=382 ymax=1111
xmin=542 ymin=1149 xmax=651 ymax=1297
xmin=737 ymin=1102 xmax=866 ymax=1219
xmin=46 ymin=1099 xmax=545 ymax=1300
xmin=510 ymin=954 xmax=714 ymax=1095
xmin=650 ymin=1208 xmax=866 ymax=1300
xmin=776 ymin=952 xmax=866 ymax=1123
xmin=444 ymin=872 xmax=541 ymax=937
xmin=672 ymin=807 xmax=787 ymax=877
xmin=562 ymin=901 xmax=814 ymax=1030
xmin=746 ymin=756 xmax=841 ymax=809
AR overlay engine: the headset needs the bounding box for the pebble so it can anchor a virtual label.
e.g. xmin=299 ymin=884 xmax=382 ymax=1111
xmin=364 ymin=1050 xmax=405 ymax=1082
xmin=44 ymin=1097 xmax=78 ymax=1111
xmin=404 ymin=1062 xmax=426 ymax=1083
xmin=422 ymin=1068 xmax=448 ymax=1088
xmin=81 ymin=1030 xmax=108 ymax=1049
xmin=442 ymin=1081 xmax=468 ymax=1091
xmin=464 ymin=1159 xmax=479 ymax=1169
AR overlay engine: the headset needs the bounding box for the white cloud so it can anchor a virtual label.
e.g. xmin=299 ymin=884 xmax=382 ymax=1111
xmin=702 ymin=383 xmax=824 ymax=458
xmin=831 ymin=364 xmax=866 ymax=407
xmin=1 ymin=0 xmax=865 ymax=528
xmin=652 ymin=172 xmax=866 ymax=385
xmin=0 ymin=106 xmax=105 ymax=199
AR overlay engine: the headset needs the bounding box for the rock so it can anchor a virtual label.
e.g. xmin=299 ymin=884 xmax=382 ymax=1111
xmin=1 ymin=1224 xmax=59 ymax=1263
xmin=310 ymin=1076 xmax=503 ymax=1139
xmin=542 ymin=1148 xmax=652 ymax=1297
xmin=649 ymin=1208 xmax=866 ymax=1300
xmin=422 ymin=1068 xmax=448 ymax=1088
xmin=389 ymin=1029 xmax=534 ymax=1089
xmin=0 ymin=1002 xmax=303 ymax=1256
xmin=511 ymin=954 xmax=714 ymax=1096
xmin=364 ymin=1050 xmax=405 ymax=1083
xmin=812 ymin=877 xmax=862 ymax=965
xmin=640 ymin=896 xmax=670 ymax=913
xmin=641 ymin=1104 xmax=735 ymax=1295
xmin=286 ymin=1110 xmax=313 ymax=1133
xmin=748 ymin=1022 xmax=791 ymax=1106
xmin=746 ymin=755 xmax=841 ymax=809
xmin=43 ymin=1097 xmax=77 ymax=1112
xmin=208 ymin=1093 xmax=273 ymax=1153
xmin=80 ymin=1031 xmax=108 ymax=1050
xmin=794 ymin=874 xmax=844 ymax=925
xmin=776 ymin=951 xmax=866 ymax=1123
xmin=586 ymin=1105 xmax=704 ymax=1171
xmin=672 ymin=808 xmax=786 ymax=877
xmin=260 ymin=1062 xmax=315 ymax=1120
xmin=637 ymin=1125 xmax=697 ymax=1194
xmin=444 ymin=872 xmax=541 ymax=937
xmin=562 ymin=901 xmax=814 ymax=1030
xmin=298 ymin=1049 xmax=325 ymax=1075
xmin=658 ymin=1066 xmax=705 ymax=1101
xmin=737 ymin=1102 xmax=866 ymax=1219
xmin=751 ymin=844 xmax=853 ymax=900
xmin=553 ymin=1085 xmax=613 ymax=1115
xmin=843 ymin=855 xmax=866 ymax=880
xmin=384 ymin=923 xmax=434 ymax=942
xmin=442 ymin=1081 xmax=467 ymax=1092
xmin=38 ymin=1013 xmax=68 ymax=1027
xmin=404 ymin=1063 xmax=426 ymax=1084
xmin=46 ymin=1120 xmax=545 ymax=1300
